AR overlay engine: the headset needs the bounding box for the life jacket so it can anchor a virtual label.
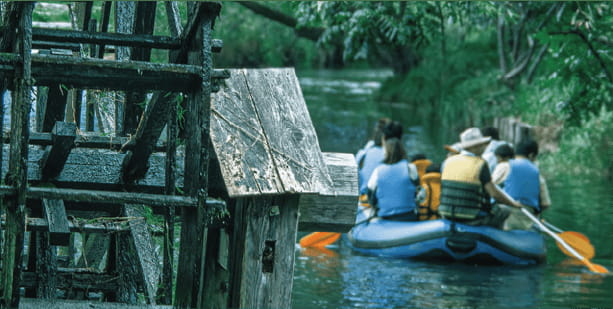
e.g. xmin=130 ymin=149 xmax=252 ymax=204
xmin=439 ymin=154 xmax=491 ymax=220
xmin=357 ymin=145 xmax=384 ymax=195
xmin=417 ymin=172 xmax=441 ymax=221
xmin=504 ymin=158 xmax=541 ymax=212
xmin=373 ymin=159 xmax=417 ymax=218
xmin=412 ymin=159 xmax=432 ymax=181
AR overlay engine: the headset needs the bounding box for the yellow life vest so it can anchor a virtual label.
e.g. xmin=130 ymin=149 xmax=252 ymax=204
xmin=439 ymin=154 xmax=490 ymax=220
xmin=417 ymin=172 xmax=441 ymax=221
xmin=412 ymin=159 xmax=432 ymax=181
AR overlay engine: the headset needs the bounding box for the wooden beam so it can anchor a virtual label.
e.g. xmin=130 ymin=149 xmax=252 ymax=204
xmin=96 ymin=1 xmax=113 ymax=58
xmin=1 ymin=3 xmax=33 ymax=308
xmin=42 ymin=198 xmax=71 ymax=246
xmin=228 ymin=195 xmax=300 ymax=309
xmin=40 ymin=122 xmax=76 ymax=181
xmin=21 ymin=271 xmax=119 ymax=293
xmin=298 ymin=152 xmax=358 ymax=232
xmin=3 ymin=131 xmax=166 ymax=151
xmin=41 ymin=84 xmax=69 ymax=132
xmin=124 ymin=204 xmax=161 ymax=305
xmin=1 ymin=216 xmax=131 ymax=233
xmin=19 ymin=298 xmax=173 ymax=309
xmin=0 ymin=53 xmax=229 ymax=92
xmin=176 ymin=3 xmax=219 ymax=308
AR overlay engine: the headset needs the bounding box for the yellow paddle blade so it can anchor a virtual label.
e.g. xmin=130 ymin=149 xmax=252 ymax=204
xmin=558 ymin=231 xmax=595 ymax=260
xmin=299 ymin=232 xmax=341 ymax=248
xmin=582 ymin=258 xmax=610 ymax=275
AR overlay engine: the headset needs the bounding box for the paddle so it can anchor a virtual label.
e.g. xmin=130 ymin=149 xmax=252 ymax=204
xmin=299 ymin=232 xmax=341 ymax=248
xmin=542 ymin=220 xmax=595 ymax=260
xmin=521 ymin=208 xmax=609 ymax=274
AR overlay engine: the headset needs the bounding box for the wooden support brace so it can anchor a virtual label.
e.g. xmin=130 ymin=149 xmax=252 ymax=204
xmin=0 ymin=216 xmax=131 ymax=233
xmin=42 ymin=198 xmax=71 ymax=246
xmin=40 ymin=121 xmax=76 ymax=180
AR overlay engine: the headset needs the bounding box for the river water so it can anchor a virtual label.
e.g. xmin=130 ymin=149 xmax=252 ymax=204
xmin=292 ymin=69 xmax=613 ymax=309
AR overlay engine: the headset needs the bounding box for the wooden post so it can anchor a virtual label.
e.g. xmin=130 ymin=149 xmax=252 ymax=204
xmin=1 ymin=3 xmax=34 ymax=308
xmin=85 ymin=19 xmax=97 ymax=132
xmin=228 ymin=195 xmax=300 ymax=309
xmin=114 ymin=1 xmax=135 ymax=136
xmin=40 ymin=121 xmax=76 ymax=181
xmin=175 ymin=3 xmax=219 ymax=308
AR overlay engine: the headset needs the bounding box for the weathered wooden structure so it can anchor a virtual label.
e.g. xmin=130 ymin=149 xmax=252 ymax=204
xmin=493 ymin=117 xmax=534 ymax=145
xmin=0 ymin=2 xmax=357 ymax=309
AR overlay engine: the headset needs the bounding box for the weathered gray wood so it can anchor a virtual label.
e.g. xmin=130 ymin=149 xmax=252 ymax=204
xmin=0 ymin=186 xmax=198 ymax=208
xmin=85 ymin=19 xmax=98 ymax=132
xmin=176 ymin=3 xmax=219 ymax=308
xmin=123 ymin=204 xmax=161 ymax=305
xmin=210 ymin=68 xmax=333 ymax=197
xmin=76 ymin=233 xmax=109 ymax=271
xmin=0 ymin=53 xmax=229 ymax=92
xmin=165 ymin=2 xmax=183 ymax=38
xmin=41 ymin=84 xmax=68 ymax=132
xmin=40 ymin=122 xmax=76 ymax=181
xmin=229 ymin=195 xmax=300 ymax=309
xmin=19 ymin=298 xmax=173 ymax=309
xmin=3 ymin=131 xmax=166 ymax=151
xmin=121 ymin=92 xmax=176 ymax=184
xmin=42 ymin=198 xmax=71 ymax=246
xmin=1 ymin=3 xmax=33 ymax=308
xmin=105 ymin=233 xmax=138 ymax=304
xmin=1 ymin=144 xmax=181 ymax=190
xmin=96 ymin=2 xmax=113 ymax=58
xmin=33 ymin=231 xmax=57 ymax=299
xmin=1 ymin=216 xmax=130 ymax=233
xmin=298 ymin=152 xmax=358 ymax=232
xmin=21 ymin=271 xmax=119 ymax=293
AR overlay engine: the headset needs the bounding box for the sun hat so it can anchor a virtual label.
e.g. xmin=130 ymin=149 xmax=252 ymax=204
xmin=457 ymin=127 xmax=492 ymax=149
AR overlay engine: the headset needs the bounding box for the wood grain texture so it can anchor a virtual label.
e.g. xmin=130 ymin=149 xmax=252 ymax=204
xmin=210 ymin=68 xmax=333 ymax=197
xmin=298 ymin=152 xmax=358 ymax=232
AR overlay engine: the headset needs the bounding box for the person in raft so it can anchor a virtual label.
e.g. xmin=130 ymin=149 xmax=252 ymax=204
xmin=355 ymin=118 xmax=391 ymax=207
xmin=497 ymin=139 xmax=552 ymax=230
xmin=438 ymin=127 xmax=525 ymax=228
xmin=367 ymin=122 xmax=420 ymax=221
xmin=491 ymin=143 xmax=515 ymax=187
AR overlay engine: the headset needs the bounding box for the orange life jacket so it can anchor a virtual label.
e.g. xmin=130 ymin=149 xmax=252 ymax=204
xmin=418 ymin=172 xmax=441 ymax=221
xmin=412 ymin=159 xmax=432 ymax=181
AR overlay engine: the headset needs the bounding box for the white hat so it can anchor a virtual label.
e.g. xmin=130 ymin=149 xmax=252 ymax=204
xmin=458 ymin=127 xmax=492 ymax=149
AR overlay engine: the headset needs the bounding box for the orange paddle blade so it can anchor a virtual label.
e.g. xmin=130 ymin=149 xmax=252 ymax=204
xmin=558 ymin=231 xmax=595 ymax=260
xmin=299 ymin=232 xmax=341 ymax=248
xmin=582 ymin=258 xmax=610 ymax=274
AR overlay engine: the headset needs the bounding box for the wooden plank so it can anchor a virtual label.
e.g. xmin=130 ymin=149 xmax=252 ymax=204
xmin=298 ymin=152 xmax=358 ymax=232
xmin=21 ymin=271 xmax=119 ymax=293
xmin=0 ymin=217 xmax=130 ymax=233
xmin=210 ymin=71 xmax=282 ymax=196
xmin=1 ymin=3 xmax=33 ymax=308
xmin=2 ymin=131 xmax=166 ymax=151
xmin=175 ymin=4 xmax=218 ymax=308
xmin=210 ymin=69 xmax=333 ymax=197
xmin=123 ymin=204 xmax=161 ymax=305
xmin=1 ymin=144 xmax=181 ymax=191
xmin=96 ymin=2 xmax=112 ymax=58
xmin=40 ymin=122 xmax=76 ymax=181
xmin=41 ymin=85 xmax=68 ymax=132
xmin=42 ymin=198 xmax=71 ymax=246
xmin=33 ymin=231 xmax=57 ymax=299
xmin=245 ymin=68 xmax=334 ymax=194
xmin=228 ymin=195 xmax=300 ymax=309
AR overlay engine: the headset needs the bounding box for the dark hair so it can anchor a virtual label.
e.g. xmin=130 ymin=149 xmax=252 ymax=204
xmin=411 ymin=153 xmax=427 ymax=162
xmin=383 ymin=121 xmax=403 ymax=140
xmin=383 ymin=138 xmax=407 ymax=164
xmin=481 ymin=127 xmax=500 ymax=140
xmin=494 ymin=144 xmax=515 ymax=159
xmin=516 ymin=139 xmax=539 ymax=157
xmin=372 ymin=118 xmax=391 ymax=147
xmin=425 ymin=163 xmax=441 ymax=173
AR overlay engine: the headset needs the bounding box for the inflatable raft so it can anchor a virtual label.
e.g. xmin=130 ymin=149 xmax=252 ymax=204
xmin=347 ymin=207 xmax=546 ymax=265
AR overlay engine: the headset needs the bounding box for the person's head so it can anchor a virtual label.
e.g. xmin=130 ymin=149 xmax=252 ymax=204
xmin=372 ymin=117 xmax=391 ymax=146
xmin=383 ymin=137 xmax=407 ymax=164
xmin=410 ymin=153 xmax=427 ymax=162
xmin=425 ymin=163 xmax=441 ymax=173
xmin=457 ymin=127 xmax=492 ymax=156
xmin=382 ymin=121 xmax=403 ymax=141
xmin=494 ymin=143 xmax=515 ymax=162
xmin=516 ymin=139 xmax=539 ymax=160
xmin=481 ymin=126 xmax=500 ymax=141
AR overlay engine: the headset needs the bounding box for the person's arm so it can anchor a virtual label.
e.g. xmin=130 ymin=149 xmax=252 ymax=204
xmin=367 ymin=167 xmax=380 ymax=206
xmin=408 ymin=163 xmax=419 ymax=186
xmin=539 ymin=175 xmax=551 ymax=211
xmin=485 ymin=182 xmax=523 ymax=208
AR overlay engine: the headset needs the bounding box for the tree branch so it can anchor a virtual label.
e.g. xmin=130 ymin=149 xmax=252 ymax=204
xmin=497 ymin=15 xmax=507 ymax=74
xmin=527 ymin=43 xmax=549 ymax=84
xmin=503 ymin=35 xmax=535 ymax=80
xmin=550 ymin=29 xmax=613 ymax=84
xmin=238 ymin=1 xmax=324 ymax=41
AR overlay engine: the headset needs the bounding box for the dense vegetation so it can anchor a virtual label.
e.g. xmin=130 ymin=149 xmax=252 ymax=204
xmin=22 ymin=1 xmax=613 ymax=179
xmin=219 ymin=1 xmax=613 ymax=179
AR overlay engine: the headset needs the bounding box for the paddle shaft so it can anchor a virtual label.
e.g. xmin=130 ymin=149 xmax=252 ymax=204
xmin=521 ymin=208 xmax=586 ymax=262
